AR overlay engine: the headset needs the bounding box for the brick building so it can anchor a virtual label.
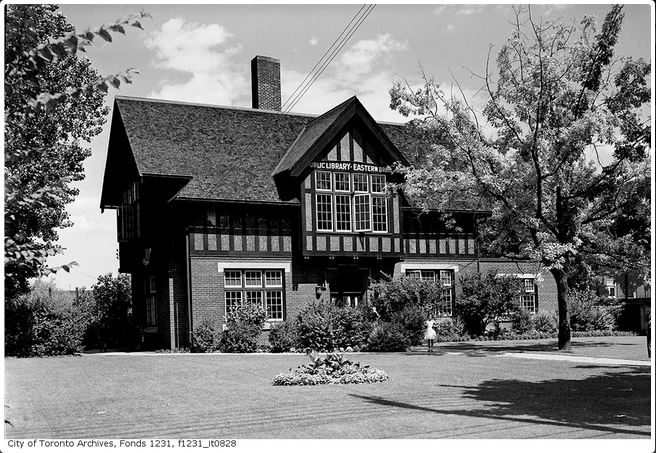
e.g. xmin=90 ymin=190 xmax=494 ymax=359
xmin=100 ymin=55 xmax=557 ymax=349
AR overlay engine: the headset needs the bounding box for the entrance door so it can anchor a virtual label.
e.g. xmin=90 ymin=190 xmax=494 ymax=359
xmin=327 ymin=265 xmax=369 ymax=308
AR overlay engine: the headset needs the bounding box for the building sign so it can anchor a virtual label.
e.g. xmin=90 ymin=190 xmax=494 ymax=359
xmin=310 ymin=161 xmax=391 ymax=173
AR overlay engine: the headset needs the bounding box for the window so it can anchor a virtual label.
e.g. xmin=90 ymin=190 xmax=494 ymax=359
xmin=605 ymin=278 xmax=616 ymax=298
xmin=420 ymin=270 xmax=435 ymax=282
xmin=371 ymin=174 xmax=386 ymax=193
xmin=524 ymin=278 xmax=535 ymax=293
xmin=335 ymin=195 xmax=352 ymax=231
xmin=353 ymin=173 xmax=368 ymax=192
xmin=334 ymin=172 xmax=351 ymax=192
xmin=354 ymin=194 xmax=371 ymax=231
xmin=440 ymin=270 xmax=453 ymax=287
xmin=439 ymin=289 xmax=453 ymax=316
xmin=315 ymin=171 xmax=332 ymax=191
xmin=520 ymin=294 xmax=536 ymax=313
xmin=372 ymin=197 xmax=387 ymax=232
xmin=406 ymin=270 xmax=421 ymax=280
xmin=316 ymin=194 xmax=333 ymax=231
xmin=405 ymin=269 xmax=455 ymax=317
xmin=146 ymin=275 xmax=157 ymax=327
xmin=224 ymin=269 xmax=285 ymax=321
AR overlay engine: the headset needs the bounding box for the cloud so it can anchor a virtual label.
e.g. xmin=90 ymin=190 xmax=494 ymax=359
xmin=434 ymin=4 xmax=486 ymax=16
xmin=445 ymin=24 xmax=455 ymax=33
xmin=280 ymin=34 xmax=408 ymax=122
xmin=309 ymin=37 xmax=318 ymax=46
xmin=145 ymin=18 xmax=248 ymax=105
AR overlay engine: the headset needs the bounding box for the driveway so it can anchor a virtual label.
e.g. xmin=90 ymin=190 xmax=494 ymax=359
xmin=4 ymin=336 xmax=651 ymax=439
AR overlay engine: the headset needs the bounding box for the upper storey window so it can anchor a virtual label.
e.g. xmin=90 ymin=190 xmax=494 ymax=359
xmin=314 ymin=171 xmax=388 ymax=233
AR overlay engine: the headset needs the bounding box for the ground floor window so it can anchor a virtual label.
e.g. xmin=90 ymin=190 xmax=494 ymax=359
xmin=145 ymin=275 xmax=157 ymax=326
xmin=520 ymin=278 xmax=537 ymax=313
xmin=406 ymin=269 xmax=454 ymax=316
xmin=223 ymin=269 xmax=285 ymax=321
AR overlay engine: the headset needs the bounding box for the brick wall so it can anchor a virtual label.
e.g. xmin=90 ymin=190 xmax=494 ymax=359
xmin=251 ymin=56 xmax=281 ymax=111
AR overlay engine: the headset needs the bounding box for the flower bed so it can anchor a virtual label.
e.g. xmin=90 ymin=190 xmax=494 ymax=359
xmin=273 ymin=350 xmax=389 ymax=386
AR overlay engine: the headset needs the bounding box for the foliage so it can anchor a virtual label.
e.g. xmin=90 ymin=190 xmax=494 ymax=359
xmin=390 ymin=5 xmax=650 ymax=350
xmin=568 ymin=289 xmax=617 ymax=331
xmin=4 ymin=4 xmax=149 ymax=299
xmin=369 ymin=275 xmax=445 ymax=320
xmin=85 ymin=273 xmax=135 ymax=349
xmin=455 ymin=271 xmax=522 ymax=336
xmin=390 ymin=304 xmax=426 ymax=346
xmin=217 ymin=304 xmax=267 ymax=353
xmin=365 ymin=322 xmax=410 ymax=352
xmin=191 ymin=317 xmax=222 ymax=353
xmin=511 ymin=309 xmax=535 ymax=334
xmin=4 ymin=280 xmax=90 ymax=357
xmin=273 ymin=350 xmax=389 ymax=386
xmin=432 ymin=317 xmax=467 ymax=341
xmin=532 ymin=311 xmax=558 ymax=333
xmin=295 ymin=301 xmax=370 ymax=352
xmin=268 ymin=321 xmax=299 ymax=352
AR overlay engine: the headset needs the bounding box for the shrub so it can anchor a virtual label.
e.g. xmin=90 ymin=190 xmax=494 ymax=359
xmin=295 ymin=301 xmax=370 ymax=352
xmin=273 ymin=350 xmax=389 ymax=386
xmin=87 ymin=273 xmax=136 ymax=350
xmin=5 ymin=281 xmax=90 ymax=357
xmin=365 ymin=322 xmax=410 ymax=352
xmin=369 ymin=276 xmax=443 ymax=320
xmin=569 ymin=289 xmax=616 ymax=331
xmin=512 ymin=309 xmax=535 ymax=334
xmin=533 ymin=311 xmax=558 ymax=333
xmin=218 ymin=304 xmax=267 ymax=353
xmin=191 ymin=317 xmax=222 ymax=352
xmin=432 ymin=317 xmax=465 ymax=341
xmin=268 ymin=321 xmax=299 ymax=352
xmin=390 ymin=304 xmax=426 ymax=346
xmin=456 ymin=271 xmax=522 ymax=336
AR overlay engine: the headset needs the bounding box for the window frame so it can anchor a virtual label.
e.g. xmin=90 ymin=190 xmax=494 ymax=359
xmin=371 ymin=196 xmax=388 ymax=233
xmin=371 ymin=174 xmax=386 ymax=194
xmin=315 ymin=193 xmax=334 ymax=232
xmin=224 ymin=268 xmax=286 ymax=322
xmin=354 ymin=193 xmax=372 ymax=232
xmin=315 ymin=170 xmax=332 ymax=191
xmin=334 ymin=172 xmax=351 ymax=192
xmin=352 ymin=173 xmax=369 ymax=193
xmin=334 ymin=194 xmax=352 ymax=232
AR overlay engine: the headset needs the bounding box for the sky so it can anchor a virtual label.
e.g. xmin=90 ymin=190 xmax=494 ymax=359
xmin=29 ymin=1 xmax=653 ymax=289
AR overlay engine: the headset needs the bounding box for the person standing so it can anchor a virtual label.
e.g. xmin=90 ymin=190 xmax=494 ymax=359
xmin=424 ymin=316 xmax=437 ymax=352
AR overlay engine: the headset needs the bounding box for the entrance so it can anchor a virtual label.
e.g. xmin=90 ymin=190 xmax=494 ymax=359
xmin=326 ymin=265 xmax=370 ymax=308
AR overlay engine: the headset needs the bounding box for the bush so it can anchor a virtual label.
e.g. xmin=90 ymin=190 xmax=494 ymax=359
xmin=218 ymin=304 xmax=267 ymax=353
xmin=191 ymin=317 xmax=222 ymax=352
xmin=365 ymin=322 xmax=410 ymax=352
xmin=512 ymin=309 xmax=535 ymax=334
xmin=369 ymin=276 xmax=444 ymax=320
xmin=569 ymin=289 xmax=616 ymax=331
xmin=456 ymin=271 xmax=523 ymax=336
xmin=273 ymin=350 xmax=389 ymax=386
xmin=5 ymin=281 xmax=90 ymax=357
xmin=533 ymin=311 xmax=558 ymax=333
xmin=295 ymin=302 xmax=370 ymax=352
xmin=432 ymin=317 xmax=465 ymax=341
xmin=390 ymin=304 xmax=426 ymax=346
xmin=268 ymin=321 xmax=299 ymax=352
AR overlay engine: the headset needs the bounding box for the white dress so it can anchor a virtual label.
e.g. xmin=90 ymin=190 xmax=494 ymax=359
xmin=424 ymin=320 xmax=437 ymax=341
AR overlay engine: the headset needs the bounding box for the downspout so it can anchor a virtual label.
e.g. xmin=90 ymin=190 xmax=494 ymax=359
xmin=185 ymin=229 xmax=193 ymax=345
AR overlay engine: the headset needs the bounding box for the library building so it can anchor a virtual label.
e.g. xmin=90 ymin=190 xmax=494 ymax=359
xmin=100 ymin=55 xmax=558 ymax=349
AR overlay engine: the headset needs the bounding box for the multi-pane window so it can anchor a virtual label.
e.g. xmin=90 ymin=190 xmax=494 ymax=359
xmin=335 ymin=195 xmax=352 ymax=231
xmin=334 ymin=172 xmax=351 ymax=192
xmin=354 ymin=194 xmax=371 ymax=231
xmin=224 ymin=269 xmax=284 ymax=321
xmin=371 ymin=174 xmax=386 ymax=193
xmin=605 ymin=278 xmax=616 ymax=298
xmin=520 ymin=294 xmax=536 ymax=313
xmin=316 ymin=194 xmax=333 ymax=231
xmin=524 ymin=278 xmax=535 ymax=293
xmin=353 ymin=173 xmax=369 ymax=192
xmin=440 ymin=271 xmax=453 ymax=287
xmin=146 ymin=276 xmax=157 ymax=326
xmin=315 ymin=171 xmax=332 ymax=191
xmin=372 ymin=197 xmax=388 ymax=232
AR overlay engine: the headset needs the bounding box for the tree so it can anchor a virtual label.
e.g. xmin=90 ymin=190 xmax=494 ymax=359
xmin=89 ymin=273 xmax=134 ymax=349
xmin=4 ymin=5 xmax=148 ymax=299
xmin=389 ymin=5 xmax=650 ymax=349
xmin=456 ymin=271 xmax=522 ymax=336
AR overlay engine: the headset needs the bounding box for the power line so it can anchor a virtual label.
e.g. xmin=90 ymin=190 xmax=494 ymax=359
xmin=282 ymin=4 xmax=376 ymax=114
xmin=281 ymin=4 xmax=367 ymax=112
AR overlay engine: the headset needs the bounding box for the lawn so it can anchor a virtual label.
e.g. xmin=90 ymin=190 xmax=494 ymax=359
xmin=4 ymin=336 xmax=651 ymax=439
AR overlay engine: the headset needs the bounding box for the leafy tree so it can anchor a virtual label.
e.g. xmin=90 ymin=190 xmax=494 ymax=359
xmin=390 ymin=5 xmax=650 ymax=349
xmin=456 ymin=271 xmax=522 ymax=336
xmin=88 ymin=273 xmax=134 ymax=349
xmin=4 ymin=4 xmax=148 ymax=299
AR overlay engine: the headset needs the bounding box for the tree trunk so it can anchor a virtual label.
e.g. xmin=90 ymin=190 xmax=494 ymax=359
xmin=552 ymin=268 xmax=572 ymax=350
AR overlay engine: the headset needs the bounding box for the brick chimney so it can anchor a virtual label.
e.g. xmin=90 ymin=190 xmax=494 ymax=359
xmin=251 ymin=55 xmax=281 ymax=111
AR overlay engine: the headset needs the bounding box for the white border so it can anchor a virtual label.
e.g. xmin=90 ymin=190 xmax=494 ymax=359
xmin=217 ymin=262 xmax=291 ymax=273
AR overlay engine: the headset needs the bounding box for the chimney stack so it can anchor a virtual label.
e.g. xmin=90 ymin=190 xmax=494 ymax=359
xmin=251 ymin=56 xmax=281 ymax=111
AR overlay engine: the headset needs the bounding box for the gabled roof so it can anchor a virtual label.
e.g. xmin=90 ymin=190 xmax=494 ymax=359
xmin=273 ymin=96 xmax=409 ymax=178
xmin=102 ymin=96 xmax=451 ymax=207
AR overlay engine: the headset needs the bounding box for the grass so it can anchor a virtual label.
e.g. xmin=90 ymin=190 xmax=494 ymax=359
xmin=4 ymin=336 xmax=651 ymax=439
